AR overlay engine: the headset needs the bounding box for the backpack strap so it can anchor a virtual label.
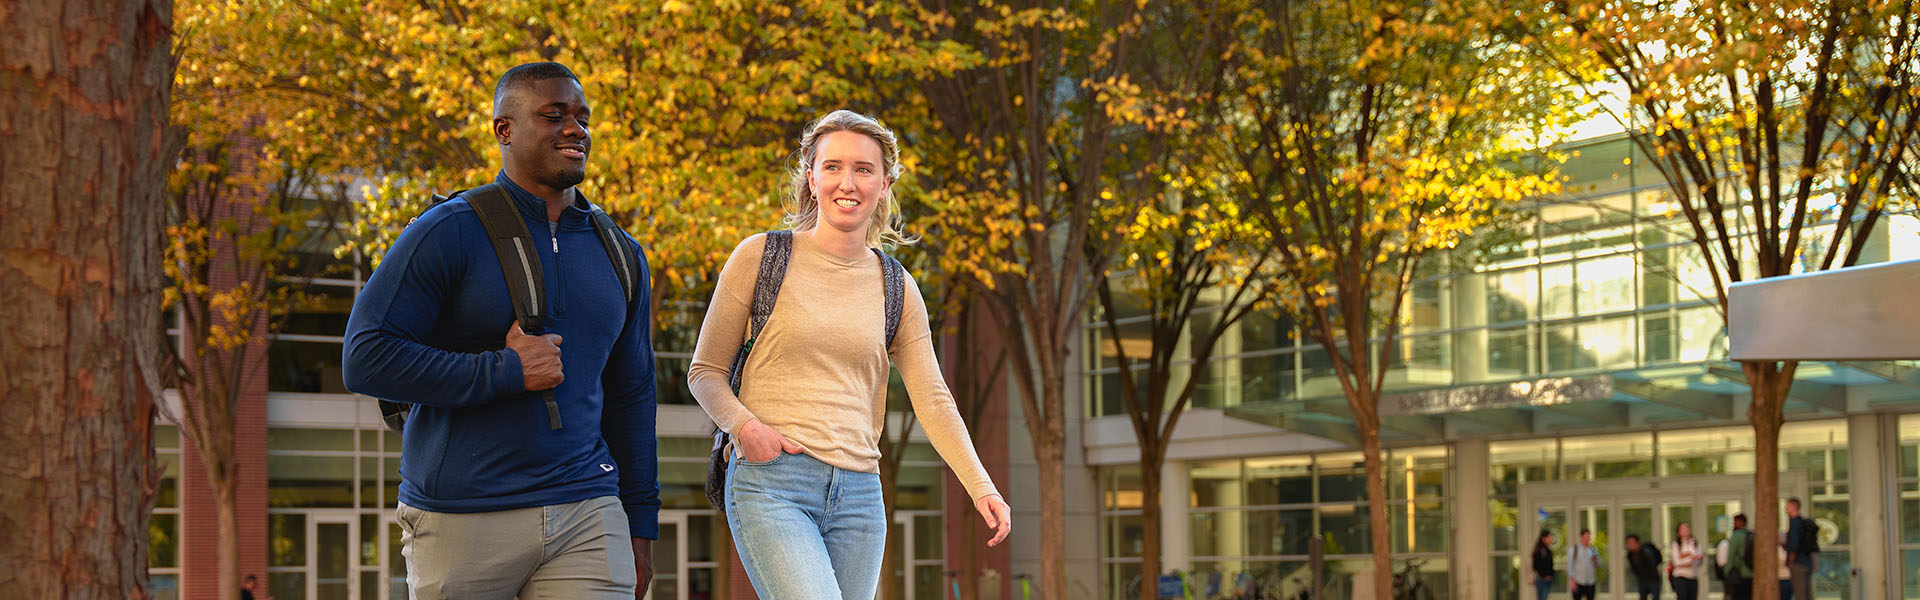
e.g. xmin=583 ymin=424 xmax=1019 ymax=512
xmin=462 ymin=184 xmax=547 ymax=333
xmin=461 ymin=183 xmax=562 ymax=430
xmin=588 ymin=207 xmax=641 ymax=305
xmin=728 ymin=230 xmax=794 ymax=394
xmin=874 ymin=250 xmax=906 ymax=350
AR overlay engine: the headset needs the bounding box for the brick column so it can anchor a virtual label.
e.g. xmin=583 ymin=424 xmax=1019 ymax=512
xmin=945 ymin=297 xmax=1013 ymax=600
xmin=177 ymin=131 xmax=272 ymax=599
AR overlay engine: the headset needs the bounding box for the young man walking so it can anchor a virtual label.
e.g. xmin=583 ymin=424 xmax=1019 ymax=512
xmin=1783 ymin=498 xmax=1818 ymax=600
xmin=1568 ymin=529 xmax=1600 ymax=600
xmin=344 ymin=62 xmax=659 ymax=599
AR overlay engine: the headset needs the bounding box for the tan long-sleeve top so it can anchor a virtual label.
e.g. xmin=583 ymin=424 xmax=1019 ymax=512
xmin=688 ymin=232 xmax=1000 ymax=502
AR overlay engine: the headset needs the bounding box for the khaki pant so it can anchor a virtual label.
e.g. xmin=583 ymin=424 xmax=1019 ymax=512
xmin=1788 ymin=563 xmax=1813 ymax=600
xmin=397 ymin=496 xmax=636 ymax=600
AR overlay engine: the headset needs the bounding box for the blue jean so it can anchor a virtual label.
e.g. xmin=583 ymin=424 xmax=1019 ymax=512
xmin=726 ymin=451 xmax=887 ymax=599
xmin=1534 ymin=576 xmax=1554 ymax=600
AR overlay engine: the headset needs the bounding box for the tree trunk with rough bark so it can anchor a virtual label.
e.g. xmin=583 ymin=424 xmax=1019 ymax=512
xmin=1034 ymin=429 xmax=1067 ymax=600
xmin=0 ymin=0 xmax=175 ymax=597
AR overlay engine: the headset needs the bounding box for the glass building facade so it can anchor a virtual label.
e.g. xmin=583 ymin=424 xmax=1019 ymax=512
xmin=1084 ymin=135 xmax=1920 ymax=599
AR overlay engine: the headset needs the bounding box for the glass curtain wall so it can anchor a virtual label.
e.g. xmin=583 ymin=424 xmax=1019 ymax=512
xmin=1101 ymin=446 xmax=1451 ymax=600
xmin=1900 ymin=414 xmax=1919 ymax=599
xmin=1085 ymin=138 xmax=1920 ymax=419
xmin=1488 ymin=421 xmax=1853 ymax=600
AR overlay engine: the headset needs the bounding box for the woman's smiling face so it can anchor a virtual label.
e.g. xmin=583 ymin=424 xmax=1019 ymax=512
xmin=807 ymin=131 xmax=889 ymax=237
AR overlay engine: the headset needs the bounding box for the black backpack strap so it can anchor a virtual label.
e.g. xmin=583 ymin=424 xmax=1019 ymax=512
xmin=462 ymin=183 xmax=562 ymax=430
xmin=727 ymin=231 xmax=794 ymax=394
xmin=874 ymin=250 xmax=906 ymax=350
xmin=587 ymin=208 xmax=640 ymax=304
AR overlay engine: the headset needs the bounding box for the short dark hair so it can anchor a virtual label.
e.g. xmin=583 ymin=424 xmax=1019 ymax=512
xmin=1626 ymin=534 xmax=1640 ymax=542
xmin=244 ymin=574 xmax=258 ymax=583
xmin=493 ymin=62 xmax=580 ymax=118
xmin=1786 ymin=497 xmax=1801 ymax=509
xmin=1733 ymin=513 xmax=1748 ymax=524
xmin=1580 ymin=528 xmax=1591 ymax=536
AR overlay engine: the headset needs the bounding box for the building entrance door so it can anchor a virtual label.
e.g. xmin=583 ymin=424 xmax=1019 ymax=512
xmin=1519 ymin=473 xmax=1807 ymax=599
xmin=646 ymin=510 xmax=724 ymax=600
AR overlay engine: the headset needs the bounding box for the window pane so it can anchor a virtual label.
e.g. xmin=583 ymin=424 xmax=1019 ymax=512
xmin=1658 ymin=426 xmax=1755 ymax=476
xmin=1579 ymin=317 xmax=1636 ymax=369
xmin=1392 ymin=501 xmax=1448 ymax=553
xmin=268 ymin=340 xmax=347 ymax=393
xmin=150 ymin=574 xmax=179 ymax=600
xmin=1104 ymin=467 xmax=1142 ymax=511
xmin=1560 ymin=433 xmax=1653 ymax=480
xmin=1247 ymin=456 xmax=1313 ymax=506
xmin=1389 ymin=447 xmax=1448 ymax=500
xmin=1247 ymin=509 xmax=1314 ymax=556
xmin=280 ymin=284 xmax=354 ymax=337
xmin=269 ymin=428 xmax=356 ymax=452
xmin=1106 ymin=514 xmax=1143 ymax=558
xmin=149 ymin=513 xmax=178 ymax=568
xmin=269 ymin=513 xmax=306 ymax=567
xmin=360 ymin=514 xmax=378 ymax=567
xmin=1541 ymin=262 xmax=1573 ymax=319
xmin=1675 ymin=306 xmax=1724 ymax=362
xmin=1486 ymin=268 xmax=1537 ymax=324
xmin=1487 ymin=325 xmax=1532 ymax=377
xmin=913 ymin=515 xmax=942 ymax=561
xmin=157 ymin=453 xmax=180 ymax=508
xmin=1319 ymin=505 xmax=1370 ymax=555
xmin=269 ymin=455 xmax=355 ymax=508
xmin=1191 ymin=460 xmax=1243 ymax=508
xmin=1316 ymin=453 xmax=1368 ymax=503
xmin=1577 ymin=255 xmax=1635 ymax=315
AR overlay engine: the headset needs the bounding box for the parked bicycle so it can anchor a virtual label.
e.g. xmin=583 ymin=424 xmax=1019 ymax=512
xmin=1391 ymin=558 xmax=1433 ymax=600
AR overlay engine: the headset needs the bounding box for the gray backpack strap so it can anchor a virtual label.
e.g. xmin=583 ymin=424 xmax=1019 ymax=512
xmin=874 ymin=250 xmax=906 ymax=349
xmin=587 ymin=207 xmax=640 ymax=305
xmin=728 ymin=231 xmax=794 ymax=394
xmin=709 ymin=231 xmax=794 ymax=512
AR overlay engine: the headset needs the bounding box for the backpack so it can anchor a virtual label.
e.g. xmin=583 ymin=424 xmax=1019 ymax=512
xmin=375 ymin=183 xmax=641 ymax=433
xmin=1799 ymin=518 xmax=1821 ymax=554
xmin=701 ymin=230 xmax=907 ymax=512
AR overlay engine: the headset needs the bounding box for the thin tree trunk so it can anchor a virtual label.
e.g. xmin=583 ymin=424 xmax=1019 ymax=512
xmin=1745 ymin=360 xmax=1791 ymax=600
xmin=1137 ymin=453 xmax=1163 ymax=600
xmin=1034 ymin=425 xmax=1067 ymax=600
xmin=216 ymin=478 xmax=240 ymax=600
xmin=0 ymin=0 xmax=174 ymax=597
xmin=1362 ymin=425 xmax=1391 ymax=600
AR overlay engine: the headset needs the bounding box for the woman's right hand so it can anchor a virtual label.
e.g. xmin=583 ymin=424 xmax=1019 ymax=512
xmin=736 ymin=418 xmax=803 ymax=462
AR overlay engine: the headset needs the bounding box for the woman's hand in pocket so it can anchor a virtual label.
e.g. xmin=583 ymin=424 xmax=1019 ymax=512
xmin=736 ymin=418 xmax=803 ymax=462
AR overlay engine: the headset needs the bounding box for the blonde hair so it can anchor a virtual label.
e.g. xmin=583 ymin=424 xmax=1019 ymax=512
xmin=785 ymin=109 xmax=917 ymax=249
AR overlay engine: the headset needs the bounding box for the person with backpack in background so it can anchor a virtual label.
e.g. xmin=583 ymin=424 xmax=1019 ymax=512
xmin=1669 ymin=522 xmax=1701 ymax=600
xmin=1783 ymin=498 xmax=1819 ymax=600
xmin=343 ymin=62 xmax=660 ymax=599
xmin=1568 ymin=529 xmax=1600 ymax=600
xmin=1716 ymin=514 xmax=1754 ymax=600
xmin=687 ymin=110 xmax=1011 ymax=599
xmin=1625 ymin=534 xmax=1663 ymax=600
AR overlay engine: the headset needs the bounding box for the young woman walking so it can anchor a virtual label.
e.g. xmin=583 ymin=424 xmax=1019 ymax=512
xmin=689 ymin=110 xmax=1011 ymax=599
xmin=1670 ymin=522 xmax=1702 ymax=600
